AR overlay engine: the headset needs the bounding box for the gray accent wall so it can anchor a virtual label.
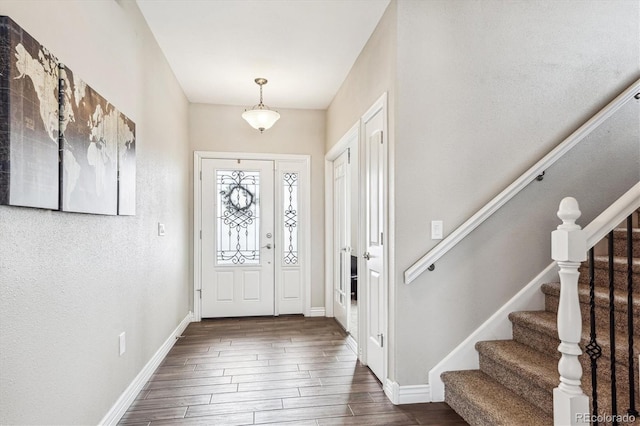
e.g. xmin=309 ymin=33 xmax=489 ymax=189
xmin=0 ymin=1 xmax=190 ymax=424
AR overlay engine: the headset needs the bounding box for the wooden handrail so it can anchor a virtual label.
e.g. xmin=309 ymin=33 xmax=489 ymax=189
xmin=404 ymin=78 xmax=640 ymax=284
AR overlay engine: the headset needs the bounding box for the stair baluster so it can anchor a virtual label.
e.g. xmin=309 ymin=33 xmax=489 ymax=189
xmin=626 ymin=216 xmax=638 ymax=418
xmin=552 ymin=197 xmax=590 ymax=426
xmin=608 ymin=231 xmax=619 ymax=425
xmin=587 ymin=247 xmax=603 ymax=424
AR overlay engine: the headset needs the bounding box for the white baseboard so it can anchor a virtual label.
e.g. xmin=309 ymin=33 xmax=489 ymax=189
xmin=428 ymin=262 xmax=557 ymax=402
xmin=99 ymin=311 xmax=194 ymax=425
xmin=307 ymin=307 xmax=326 ymax=317
xmin=346 ymin=334 xmax=358 ymax=355
xmin=384 ymin=379 xmax=431 ymax=405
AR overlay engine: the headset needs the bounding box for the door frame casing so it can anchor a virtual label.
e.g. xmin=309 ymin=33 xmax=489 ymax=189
xmin=193 ymin=151 xmax=311 ymax=321
xmin=324 ymin=122 xmax=359 ymax=321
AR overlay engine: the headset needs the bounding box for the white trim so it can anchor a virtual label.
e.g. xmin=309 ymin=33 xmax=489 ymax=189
xmin=325 ymin=122 xmax=359 ymax=319
xmin=307 ymin=307 xmax=326 ymax=317
xmin=346 ymin=333 xmax=358 ymax=355
xmin=384 ymin=379 xmax=431 ymax=405
xmin=584 ymin=181 xmax=640 ymax=248
xmin=193 ymin=152 xmax=311 ymax=321
xmin=99 ymin=312 xmax=193 ymax=426
xmin=193 ymin=154 xmax=202 ymax=321
xmin=194 ymin=151 xmax=313 ymax=162
xmin=428 ymin=263 xmax=557 ymax=401
xmin=405 ymin=78 xmax=640 ymax=284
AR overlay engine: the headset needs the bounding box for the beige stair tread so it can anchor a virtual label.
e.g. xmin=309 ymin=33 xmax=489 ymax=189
xmin=476 ymin=340 xmax=558 ymax=390
xmin=612 ymin=228 xmax=640 ymax=239
xmin=542 ymin=282 xmax=640 ymax=312
xmin=508 ymin=310 xmax=639 ymax=359
xmin=589 ymin=256 xmax=640 ymax=273
xmin=442 ymin=370 xmax=552 ymax=426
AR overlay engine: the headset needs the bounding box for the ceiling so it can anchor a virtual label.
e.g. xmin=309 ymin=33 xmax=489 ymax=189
xmin=136 ymin=0 xmax=390 ymax=110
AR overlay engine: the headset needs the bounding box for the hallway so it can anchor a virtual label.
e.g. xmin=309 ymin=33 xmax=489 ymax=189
xmin=119 ymin=316 xmax=467 ymax=425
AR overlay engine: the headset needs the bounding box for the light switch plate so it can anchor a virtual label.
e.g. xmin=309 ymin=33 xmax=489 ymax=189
xmin=119 ymin=332 xmax=126 ymax=356
xmin=431 ymin=220 xmax=443 ymax=240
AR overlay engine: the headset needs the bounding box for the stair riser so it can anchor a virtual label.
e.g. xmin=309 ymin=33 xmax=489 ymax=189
xmin=512 ymin=323 xmax=637 ymax=398
xmin=444 ymin=387 xmax=497 ymax=426
xmin=442 ymin=371 xmax=553 ymax=426
xmin=578 ymin=266 xmax=639 ymax=294
xmin=611 ymin=239 xmax=640 ymax=258
xmin=478 ymin=354 xmax=552 ymax=415
xmin=610 ymin=229 xmax=640 ymax=258
xmin=544 ymin=294 xmax=640 ymax=335
xmin=511 ymin=320 xmax=640 ymax=365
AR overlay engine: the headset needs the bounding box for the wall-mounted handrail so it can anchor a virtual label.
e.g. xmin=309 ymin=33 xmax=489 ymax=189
xmin=404 ymin=78 xmax=640 ymax=284
xmin=583 ymin=181 xmax=640 ymax=248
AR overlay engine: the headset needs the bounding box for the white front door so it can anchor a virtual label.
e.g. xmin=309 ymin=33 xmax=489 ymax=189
xmin=201 ymin=159 xmax=275 ymax=317
xmin=333 ymin=149 xmax=350 ymax=330
xmin=363 ymin=106 xmax=386 ymax=381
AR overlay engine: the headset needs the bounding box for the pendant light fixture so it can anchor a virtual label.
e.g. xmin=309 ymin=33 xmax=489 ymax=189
xmin=242 ymin=78 xmax=280 ymax=133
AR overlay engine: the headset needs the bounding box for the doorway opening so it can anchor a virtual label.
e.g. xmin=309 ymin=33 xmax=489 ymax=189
xmin=349 ymin=254 xmax=358 ymax=341
xmin=327 ymin=124 xmax=359 ymax=346
xmin=325 ymin=92 xmax=388 ymax=386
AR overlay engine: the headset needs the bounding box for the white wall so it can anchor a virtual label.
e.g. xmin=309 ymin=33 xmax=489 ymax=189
xmin=0 ymin=1 xmax=190 ymax=424
xmin=189 ymin=104 xmax=326 ymax=308
xmin=393 ymin=0 xmax=640 ymax=385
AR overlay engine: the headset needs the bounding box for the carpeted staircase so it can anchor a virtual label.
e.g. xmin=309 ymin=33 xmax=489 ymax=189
xmin=441 ymin=220 xmax=640 ymax=426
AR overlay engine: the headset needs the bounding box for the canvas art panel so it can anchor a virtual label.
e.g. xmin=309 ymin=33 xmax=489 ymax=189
xmin=117 ymin=112 xmax=135 ymax=215
xmin=0 ymin=16 xmax=59 ymax=209
xmin=59 ymin=64 xmax=118 ymax=215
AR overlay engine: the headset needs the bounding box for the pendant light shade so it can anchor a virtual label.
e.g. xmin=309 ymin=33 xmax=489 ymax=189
xmin=242 ymin=78 xmax=280 ymax=133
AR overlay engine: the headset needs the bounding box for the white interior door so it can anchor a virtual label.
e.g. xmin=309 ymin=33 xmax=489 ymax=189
xmin=333 ymin=149 xmax=350 ymax=330
xmin=201 ymin=159 xmax=274 ymax=317
xmin=364 ymin=124 xmax=386 ymax=381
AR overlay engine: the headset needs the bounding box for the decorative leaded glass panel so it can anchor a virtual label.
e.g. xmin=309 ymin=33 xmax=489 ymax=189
xmin=216 ymin=170 xmax=260 ymax=265
xmin=283 ymin=173 xmax=298 ymax=265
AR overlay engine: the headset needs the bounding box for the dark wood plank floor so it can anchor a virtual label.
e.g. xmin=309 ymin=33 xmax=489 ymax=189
xmin=119 ymin=316 xmax=468 ymax=425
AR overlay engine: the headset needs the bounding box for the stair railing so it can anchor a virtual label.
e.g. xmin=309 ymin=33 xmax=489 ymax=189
xmin=404 ymin=78 xmax=640 ymax=284
xmin=552 ymin=182 xmax=640 ymax=426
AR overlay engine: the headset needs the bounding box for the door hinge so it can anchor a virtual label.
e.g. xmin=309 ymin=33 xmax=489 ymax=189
xmin=199 ymin=230 xmax=202 ymax=239
xmin=199 ymin=171 xmax=202 ymax=180
xmin=380 ymin=333 xmax=384 ymax=348
xmin=347 ymin=147 xmax=351 ymax=164
xmin=380 ymin=232 xmax=383 ymax=245
xmin=197 ymin=289 xmax=202 ymax=299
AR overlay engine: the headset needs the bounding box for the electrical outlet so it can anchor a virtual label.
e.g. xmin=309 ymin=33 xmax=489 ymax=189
xmin=431 ymin=220 xmax=443 ymax=240
xmin=158 ymin=223 xmax=166 ymax=236
xmin=119 ymin=332 xmax=126 ymax=356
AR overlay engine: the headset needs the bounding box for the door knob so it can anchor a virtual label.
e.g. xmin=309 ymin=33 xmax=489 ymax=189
xmin=363 ymin=252 xmax=371 ymax=260
xmin=262 ymin=243 xmax=272 ymax=249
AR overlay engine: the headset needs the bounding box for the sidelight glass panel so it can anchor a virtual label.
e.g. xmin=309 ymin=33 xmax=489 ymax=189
xmin=216 ymin=170 xmax=260 ymax=265
xmin=283 ymin=173 xmax=298 ymax=265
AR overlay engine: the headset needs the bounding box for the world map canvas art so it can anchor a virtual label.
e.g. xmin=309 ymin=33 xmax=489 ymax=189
xmin=117 ymin=112 xmax=136 ymax=216
xmin=60 ymin=65 xmax=119 ymax=215
xmin=0 ymin=16 xmax=136 ymax=215
xmin=0 ymin=16 xmax=59 ymax=209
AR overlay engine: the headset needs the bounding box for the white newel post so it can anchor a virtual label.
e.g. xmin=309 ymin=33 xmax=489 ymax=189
xmin=552 ymin=197 xmax=590 ymax=426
